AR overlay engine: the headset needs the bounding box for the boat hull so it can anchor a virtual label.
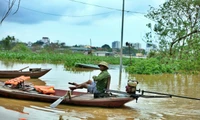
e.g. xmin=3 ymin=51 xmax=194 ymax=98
xmin=75 ymin=63 xmax=100 ymax=69
xmin=0 ymin=69 xmax=51 ymax=78
xmin=0 ymin=84 xmax=135 ymax=108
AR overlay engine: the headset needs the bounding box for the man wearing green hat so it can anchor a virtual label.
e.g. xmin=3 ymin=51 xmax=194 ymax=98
xmin=69 ymin=61 xmax=111 ymax=93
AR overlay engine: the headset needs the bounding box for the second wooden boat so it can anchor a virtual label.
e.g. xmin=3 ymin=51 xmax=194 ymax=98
xmin=0 ymin=67 xmax=51 ymax=78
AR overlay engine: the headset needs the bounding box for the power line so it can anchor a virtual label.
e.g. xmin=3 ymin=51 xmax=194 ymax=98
xmin=19 ymin=6 xmax=116 ymax=17
xmin=68 ymin=0 xmax=146 ymax=14
xmin=68 ymin=0 xmax=122 ymax=11
xmin=3 ymin=0 xmax=146 ymax=17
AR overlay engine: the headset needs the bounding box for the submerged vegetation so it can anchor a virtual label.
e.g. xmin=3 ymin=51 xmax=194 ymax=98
xmin=0 ymin=48 xmax=199 ymax=74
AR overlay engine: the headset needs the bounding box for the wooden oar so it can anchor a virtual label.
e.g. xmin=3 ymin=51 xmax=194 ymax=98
xmin=19 ymin=66 xmax=29 ymax=71
xmin=107 ymin=89 xmax=200 ymax=100
xmin=107 ymin=89 xmax=171 ymax=98
xmin=140 ymin=90 xmax=200 ymax=101
xmin=50 ymin=91 xmax=70 ymax=108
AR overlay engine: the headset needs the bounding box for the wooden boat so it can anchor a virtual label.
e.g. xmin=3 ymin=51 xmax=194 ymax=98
xmin=0 ymin=76 xmax=173 ymax=108
xmin=0 ymin=82 xmax=137 ymax=108
xmin=0 ymin=67 xmax=51 ymax=78
xmin=75 ymin=63 xmax=100 ymax=69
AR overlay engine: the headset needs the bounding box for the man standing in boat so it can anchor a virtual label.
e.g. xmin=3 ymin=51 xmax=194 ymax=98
xmin=68 ymin=61 xmax=111 ymax=93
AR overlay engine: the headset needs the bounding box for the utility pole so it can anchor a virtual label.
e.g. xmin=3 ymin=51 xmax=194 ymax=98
xmin=118 ymin=0 xmax=125 ymax=90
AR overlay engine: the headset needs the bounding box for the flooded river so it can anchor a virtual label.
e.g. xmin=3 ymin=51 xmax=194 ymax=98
xmin=0 ymin=61 xmax=199 ymax=120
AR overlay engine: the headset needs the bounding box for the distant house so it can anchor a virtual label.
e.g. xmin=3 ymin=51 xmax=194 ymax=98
xmin=136 ymin=53 xmax=143 ymax=57
xmin=42 ymin=37 xmax=50 ymax=44
xmin=93 ymin=51 xmax=114 ymax=56
xmin=70 ymin=47 xmax=90 ymax=52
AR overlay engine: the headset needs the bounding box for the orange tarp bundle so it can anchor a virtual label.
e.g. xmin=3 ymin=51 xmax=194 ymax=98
xmin=34 ymin=85 xmax=55 ymax=94
xmin=4 ymin=76 xmax=30 ymax=86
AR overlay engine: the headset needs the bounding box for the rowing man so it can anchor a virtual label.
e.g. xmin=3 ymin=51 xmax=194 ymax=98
xmin=68 ymin=61 xmax=111 ymax=94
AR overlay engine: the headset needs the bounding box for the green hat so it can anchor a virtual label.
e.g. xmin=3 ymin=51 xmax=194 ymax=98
xmin=98 ymin=61 xmax=109 ymax=69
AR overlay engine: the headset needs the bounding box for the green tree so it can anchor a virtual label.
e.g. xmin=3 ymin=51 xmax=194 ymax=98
xmin=146 ymin=0 xmax=200 ymax=58
xmin=102 ymin=44 xmax=112 ymax=52
xmin=0 ymin=35 xmax=16 ymax=50
xmin=11 ymin=43 xmax=31 ymax=53
xmin=145 ymin=0 xmax=200 ymax=61
xmin=101 ymin=44 xmax=110 ymax=49
xmin=32 ymin=41 xmax=44 ymax=46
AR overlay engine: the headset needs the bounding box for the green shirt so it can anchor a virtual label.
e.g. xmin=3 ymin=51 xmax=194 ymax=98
xmin=93 ymin=70 xmax=110 ymax=92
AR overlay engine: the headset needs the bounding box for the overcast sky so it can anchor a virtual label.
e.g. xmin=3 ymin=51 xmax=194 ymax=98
xmin=0 ymin=0 xmax=165 ymax=48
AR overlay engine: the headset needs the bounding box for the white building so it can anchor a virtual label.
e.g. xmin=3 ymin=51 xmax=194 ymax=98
xmin=132 ymin=42 xmax=141 ymax=49
xmin=93 ymin=51 xmax=114 ymax=56
xmin=112 ymin=41 xmax=120 ymax=49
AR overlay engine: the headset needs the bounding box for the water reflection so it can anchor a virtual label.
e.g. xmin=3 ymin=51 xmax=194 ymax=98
xmin=0 ymin=97 xmax=140 ymax=120
xmin=0 ymin=98 xmax=63 ymax=120
xmin=0 ymin=61 xmax=200 ymax=119
xmin=131 ymin=74 xmax=200 ymax=98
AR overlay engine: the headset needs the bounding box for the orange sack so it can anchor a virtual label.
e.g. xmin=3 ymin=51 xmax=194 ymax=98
xmin=34 ymin=85 xmax=55 ymax=94
xmin=4 ymin=76 xmax=30 ymax=86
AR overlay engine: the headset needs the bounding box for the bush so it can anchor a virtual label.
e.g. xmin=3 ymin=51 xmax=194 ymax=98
xmin=125 ymin=58 xmax=177 ymax=74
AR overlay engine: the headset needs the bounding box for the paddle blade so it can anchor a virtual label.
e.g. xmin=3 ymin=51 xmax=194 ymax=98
xmin=50 ymin=96 xmax=65 ymax=108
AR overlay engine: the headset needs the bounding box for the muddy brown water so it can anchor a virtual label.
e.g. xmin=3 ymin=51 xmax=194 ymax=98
xmin=0 ymin=61 xmax=199 ymax=120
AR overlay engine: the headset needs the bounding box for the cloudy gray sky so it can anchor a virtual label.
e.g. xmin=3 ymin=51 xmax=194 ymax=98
xmin=0 ymin=0 xmax=165 ymax=48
